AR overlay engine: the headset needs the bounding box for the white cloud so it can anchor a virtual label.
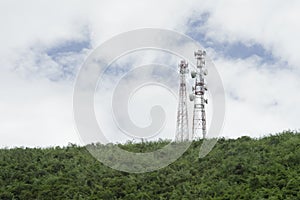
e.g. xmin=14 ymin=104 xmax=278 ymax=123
xmin=0 ymin=0 xmax=299 ymax=147
xmin=194 ymin=0 xmax=300 ymax=138
xmin=0 ymin=0 xmax=201 ymax=147
xmin=0 ymin=68 xmax=78 ymax=147
xmin=200 ymin=0 xmax=300 ymax=67
xmin=215 ymin=56 xmax=300 ymax=138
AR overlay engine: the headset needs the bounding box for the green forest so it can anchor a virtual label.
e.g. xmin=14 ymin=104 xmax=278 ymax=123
xmin=0 ymin=131 xmax=299 ymax=199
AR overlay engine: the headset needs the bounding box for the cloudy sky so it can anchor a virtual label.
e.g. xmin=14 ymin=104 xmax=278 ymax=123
xmin=1 ymin=0 xmax=300 ymax=147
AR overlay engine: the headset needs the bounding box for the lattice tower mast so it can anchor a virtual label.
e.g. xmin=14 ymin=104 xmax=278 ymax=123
xmin=190 ymin=50 xmax=208 ymax=139
xmin=176 ymin=60 xmax=189 ymax=141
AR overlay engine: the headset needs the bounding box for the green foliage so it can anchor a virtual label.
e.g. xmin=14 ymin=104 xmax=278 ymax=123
xmin=0 ymin=131 xmax=299 ymax=199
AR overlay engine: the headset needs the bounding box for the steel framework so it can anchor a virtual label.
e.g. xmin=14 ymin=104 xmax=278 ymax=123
xmin=175 ymin=60 xmax=189 ymax=141
xmin=190 ymin=50 xmax=208 ymax=139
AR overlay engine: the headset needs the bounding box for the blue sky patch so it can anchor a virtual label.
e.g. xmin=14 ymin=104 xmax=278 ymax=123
xmin=46 ymin=39 xmax=91 ymax=58
xmin=186 ymin=16 xmax=278 ymax=64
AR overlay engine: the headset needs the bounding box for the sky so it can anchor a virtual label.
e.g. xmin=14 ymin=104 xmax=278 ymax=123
xmin=0 ymin=0 xmax=300 ymax=147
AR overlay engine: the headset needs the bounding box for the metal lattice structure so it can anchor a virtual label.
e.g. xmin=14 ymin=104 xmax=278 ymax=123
xmin=190 ymin=50 xmax=208 ymax=139
xmin=175 ymin=60 xmax=189 ymax=142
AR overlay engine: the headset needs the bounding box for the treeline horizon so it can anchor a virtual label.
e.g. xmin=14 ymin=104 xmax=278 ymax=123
xmin=2 ymin=129 xmax=299 ymax=149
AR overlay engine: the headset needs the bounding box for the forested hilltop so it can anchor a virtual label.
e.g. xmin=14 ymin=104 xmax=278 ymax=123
xmin=1 ymin=131 xmax=300 ymax=199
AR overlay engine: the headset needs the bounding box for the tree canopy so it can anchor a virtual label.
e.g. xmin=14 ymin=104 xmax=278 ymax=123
xmin=0 ymin=131 xmax=299 ymax=199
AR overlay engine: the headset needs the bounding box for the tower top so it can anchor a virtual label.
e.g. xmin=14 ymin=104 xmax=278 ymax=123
xmin=194 ymin=49 xmax=206 ymax=69
xmin=194 ymin=50 xmax=206 ymax=59
xmin=179 ymin=60 xmax=189 ymax=74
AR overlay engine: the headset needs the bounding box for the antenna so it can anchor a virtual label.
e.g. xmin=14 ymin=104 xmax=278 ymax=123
xmin=175 ymin=60 xmax=189 ymax=142
xmin=190 ymin=50 xmax=208 ymax=139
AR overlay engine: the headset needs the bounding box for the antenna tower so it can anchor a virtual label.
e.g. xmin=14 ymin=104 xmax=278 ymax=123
xmin=190 ymin=50 xmax=208 ymax=139
xmin=175 ymin=60 xmax=189 ymax=141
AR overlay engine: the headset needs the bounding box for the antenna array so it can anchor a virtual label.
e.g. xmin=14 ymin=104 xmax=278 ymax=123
xmin=190 ymin=50 xmax=208 ymax=139
xmin=176 ymin=49 xmax=208 ymax=141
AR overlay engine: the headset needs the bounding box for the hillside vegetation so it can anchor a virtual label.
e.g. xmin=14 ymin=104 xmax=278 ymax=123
xmin=0 ymin=131 xmax=300 ymax=199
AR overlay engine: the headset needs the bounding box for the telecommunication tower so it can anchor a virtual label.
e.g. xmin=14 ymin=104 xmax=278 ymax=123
xmin=175 ymin=60 xmax=189 ymax=141
xmin=189 ymin=50 xmax=208 ymax=139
